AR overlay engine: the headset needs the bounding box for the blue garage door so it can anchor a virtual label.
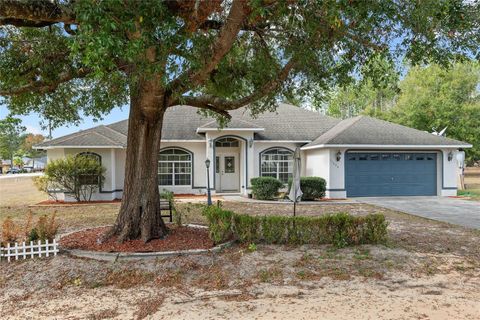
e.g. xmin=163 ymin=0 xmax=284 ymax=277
xmin=345 ymin=152 xmax=437 ymax=197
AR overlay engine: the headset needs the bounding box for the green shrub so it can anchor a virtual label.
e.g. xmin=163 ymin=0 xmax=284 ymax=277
xmin=33 ymin=175 xmax=60 ymax=201
xmin=250 ymin=177 xmax=283 ymax=200
xmin=203 ymin=207 xmax=388 ymax=247
xmin=160 ymin=189 xmax=180 ymax=225
xmin=261 ymin=216 xmax=288 ymax=244
xmin=44 ymin=155 xmax=106 ymax=202
xmin=233 ymin=214 xmax=261 ymax=243
xmin=288 ymin=177 xmax=326 ymax=200
xmin=160 ymin=189 xmax=174 ymax=203
xmin=202 ymin=206 xmax=234 ymax=244
xmin=28 ymin=228 xmax=39 ymax=242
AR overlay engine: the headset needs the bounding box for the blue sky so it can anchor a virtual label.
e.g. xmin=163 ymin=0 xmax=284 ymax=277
xmin=0 ymin=104 xmax=130 ymax=138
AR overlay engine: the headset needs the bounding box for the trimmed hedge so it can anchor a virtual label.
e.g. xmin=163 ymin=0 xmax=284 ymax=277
xmin=203 ymin=206 xmax=388 ymax=247
xmin=288 ymin=176 xmax=326 ymax=200
xmin=250 ymin=177 xmax=283 ymax=200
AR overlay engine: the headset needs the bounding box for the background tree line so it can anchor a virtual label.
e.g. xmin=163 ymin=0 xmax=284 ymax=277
xmin=323 ymin=59 xmax=480 ymax=164
xmin=0 ymin=116 xmax=46 ymax=168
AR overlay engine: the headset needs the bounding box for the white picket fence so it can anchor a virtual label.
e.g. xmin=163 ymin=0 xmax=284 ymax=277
xmin=0 ymin=239 xmax=59 ymax=262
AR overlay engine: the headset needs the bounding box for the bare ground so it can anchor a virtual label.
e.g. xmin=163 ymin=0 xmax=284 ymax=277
xmin=1 ymin=177 xmax=480 ymax=319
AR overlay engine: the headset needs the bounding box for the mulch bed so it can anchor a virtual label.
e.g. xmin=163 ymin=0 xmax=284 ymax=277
xmin=60 ymin=226 xmax=214 ymax=253
xmin=34 ymin=199 xmax=122 ymax=206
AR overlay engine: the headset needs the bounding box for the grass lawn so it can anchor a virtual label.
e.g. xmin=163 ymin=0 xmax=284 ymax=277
xmin=1 ymin=176 xmax=480 ymax=319
xmin=458 ymin=189 xmax=480 ymax=201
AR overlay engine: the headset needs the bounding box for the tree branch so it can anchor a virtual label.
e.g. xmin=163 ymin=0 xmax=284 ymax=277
xmin=0 ymin=68 xmax=90 ymax=96
xmin=64 ymin=24 xmax=77 ymax=35
xmin=199 ymin=19 xmax=270 ymax=32
xmin=169 ymin=0 xmax=247 ymax=95
xmin=171 ymin=58 xmax=296 ymax=116
xmin=0 ymin=18 xmax=53 ymax=28
xmin=0 ymin=0 xmax=76 ymax=27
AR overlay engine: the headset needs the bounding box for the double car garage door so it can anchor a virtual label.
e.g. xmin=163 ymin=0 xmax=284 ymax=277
xmin=345 ymin=152 xmax=437 ymax=197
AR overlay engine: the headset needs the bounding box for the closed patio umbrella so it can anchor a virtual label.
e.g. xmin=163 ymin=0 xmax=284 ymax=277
xmin=288 ymin=147 xmax=303 ymax=216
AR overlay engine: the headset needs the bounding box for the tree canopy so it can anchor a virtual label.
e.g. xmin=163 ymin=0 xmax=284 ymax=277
xmin=1 ymin=0 xmax=479 ymax=241
xmin=20 ymin=133 xmax=46 ymax=159
xmin=324 ymin=60 xmax=480 ymax=163
xmin=389 ymin=62 xmax=480 ymax=163
xmin=1 ymin=0 xmax=479 ymax=123
xmin=325 ymin=55 xmax=399 ymax=119
xmin=0 ymin=116 xmax=25 ymax=164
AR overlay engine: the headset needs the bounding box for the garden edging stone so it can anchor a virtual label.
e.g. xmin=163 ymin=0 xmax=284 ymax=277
xmin=60 ymin=224 xmax=234 ymax=261
xmin=62 ymin=240 xmax=234 ymax=261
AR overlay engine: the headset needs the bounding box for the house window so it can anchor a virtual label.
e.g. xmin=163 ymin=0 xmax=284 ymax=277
xmin=225 ymin=156 xmax=235 ymax=173
xmin=260 ymin=148 xmax=294 ymax=184
xmin=76 ymin=152 xmax=101 ymax=186
xmin=158 ymin=148 xmax=192 ymax=186
xmin=215 ymin=137 xmax=239 ymax=147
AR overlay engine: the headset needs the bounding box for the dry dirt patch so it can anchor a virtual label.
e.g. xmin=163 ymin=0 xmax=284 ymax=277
xmin=1 ymin=186 xmax=480 ymax=319
xmin=1 ymin=242 xmax=479 ymax=319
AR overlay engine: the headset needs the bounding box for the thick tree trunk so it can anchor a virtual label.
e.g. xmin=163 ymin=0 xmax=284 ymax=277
xmin=107 ymin=78 xmax=168 ymax=242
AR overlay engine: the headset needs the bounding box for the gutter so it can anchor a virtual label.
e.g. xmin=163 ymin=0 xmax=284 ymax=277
xmin=33 ymin=145 xmax=126 ymax=150
xmin=300 ymin=144 xmax=473 ymax=151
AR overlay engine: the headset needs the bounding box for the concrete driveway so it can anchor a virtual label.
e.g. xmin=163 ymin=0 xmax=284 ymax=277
xmin=357 ymin=196 xmax=480 ymax=229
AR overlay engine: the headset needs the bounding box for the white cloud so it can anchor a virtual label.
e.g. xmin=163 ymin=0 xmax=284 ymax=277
xmin=24 ymin=125 xmax=43 ymax=135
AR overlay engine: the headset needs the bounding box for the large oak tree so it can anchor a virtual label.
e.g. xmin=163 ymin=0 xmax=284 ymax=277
xmin=1 ymin=0 xmax=479 ymax=242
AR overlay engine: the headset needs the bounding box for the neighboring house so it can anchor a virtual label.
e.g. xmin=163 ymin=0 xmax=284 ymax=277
xmin=23 ymin=156 xmax=47 ymax=172
xmin=0 ymin=160 xmax=12 ymax=174
xmin=35 ymin=103 xmax=470 ymax=201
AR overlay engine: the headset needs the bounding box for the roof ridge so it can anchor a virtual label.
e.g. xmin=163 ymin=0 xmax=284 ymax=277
xmin=358 ymin=116 xmax=468 ymax=144
xmin=91 ymin=130 xmax=122 ymax=145
xmin=317 ymin=116 xmax=363 ymax=145
xmin=101 ymin=123 xmax=127 ymax=137
xmin=199 ymin=117 xmax=261 ymax=128
xmin=38 ymin=126 xmax=100 ymax=146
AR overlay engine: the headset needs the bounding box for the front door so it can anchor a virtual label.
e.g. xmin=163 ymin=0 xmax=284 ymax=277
xmin=216 ymin=153 xmax=239 ymax=192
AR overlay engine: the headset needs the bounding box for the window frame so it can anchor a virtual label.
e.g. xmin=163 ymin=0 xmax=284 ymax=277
xmin=76 ymin=152 xmax=102 ymax=187
xmin=259 ymin=147 xmax=294 ymax=184
xmin=158 ymin=148 xmax=193 ymax=186
xmin=215 ymin=137 xmax=240 ymax=148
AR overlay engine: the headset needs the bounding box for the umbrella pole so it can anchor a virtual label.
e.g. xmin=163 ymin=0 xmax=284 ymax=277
xmin=293 ymin=200 xmax=296 ymax=217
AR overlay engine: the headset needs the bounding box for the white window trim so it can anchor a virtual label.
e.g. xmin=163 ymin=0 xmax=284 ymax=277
xmin=260 ymin=148 xmax=294 ymax=184
xmin=158 ymin=148 xmax=192 ymax=186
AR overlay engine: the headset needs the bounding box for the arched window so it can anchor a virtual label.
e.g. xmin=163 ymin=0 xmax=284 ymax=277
xmin=76 ymin=152 xmax=101 ymax=186
xmin=260 ymin=148 xmax=294 ymax=184
xmin=158 ymin=148 xmax=192 ymax=186
xmin=215 ymin=137 xmax=239 ymax=147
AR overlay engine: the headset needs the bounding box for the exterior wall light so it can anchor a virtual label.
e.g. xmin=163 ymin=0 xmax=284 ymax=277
xmin=336 ymin=151 xmax=342 ymax=162
xmin=208 ymin=139 xmax=213 ymax=148
xmin=248 ymin=137 xmax=253 ymax=148
xmin=447 ymin=151 xmax=453 ymax=161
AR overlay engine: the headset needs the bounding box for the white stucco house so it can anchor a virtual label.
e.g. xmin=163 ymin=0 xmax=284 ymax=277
xmin=35 ymin=103 xmax=470 ymax=201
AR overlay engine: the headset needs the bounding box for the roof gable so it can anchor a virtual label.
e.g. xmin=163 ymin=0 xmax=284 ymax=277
xmin=304 ymin=116 xmax=471 ymax=148
xmin=35 ymin=125 xmax=127 ymax=148
xmin=36 ymin=105 xmax=468 ymax=150
xmin=37 ymin=103 xmax=340 ymax=147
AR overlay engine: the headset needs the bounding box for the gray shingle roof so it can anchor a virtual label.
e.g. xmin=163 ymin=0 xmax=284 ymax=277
xmin=108 ymin=103 xmax=338 ymax=141
xmin=35 ymin=105 xmax=470 ymax=149
xmin=37 ymin=103 xmax=339 ymax=147
xmin=36 ymin=125 xmax=127 ymax=148
xmin=198 ymin=118 xmax=263 ymax=130
xmin=303 ymin=116 xmax=470 ymax=148
xmin=232 ymin=103 xmax=340 ymax=141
